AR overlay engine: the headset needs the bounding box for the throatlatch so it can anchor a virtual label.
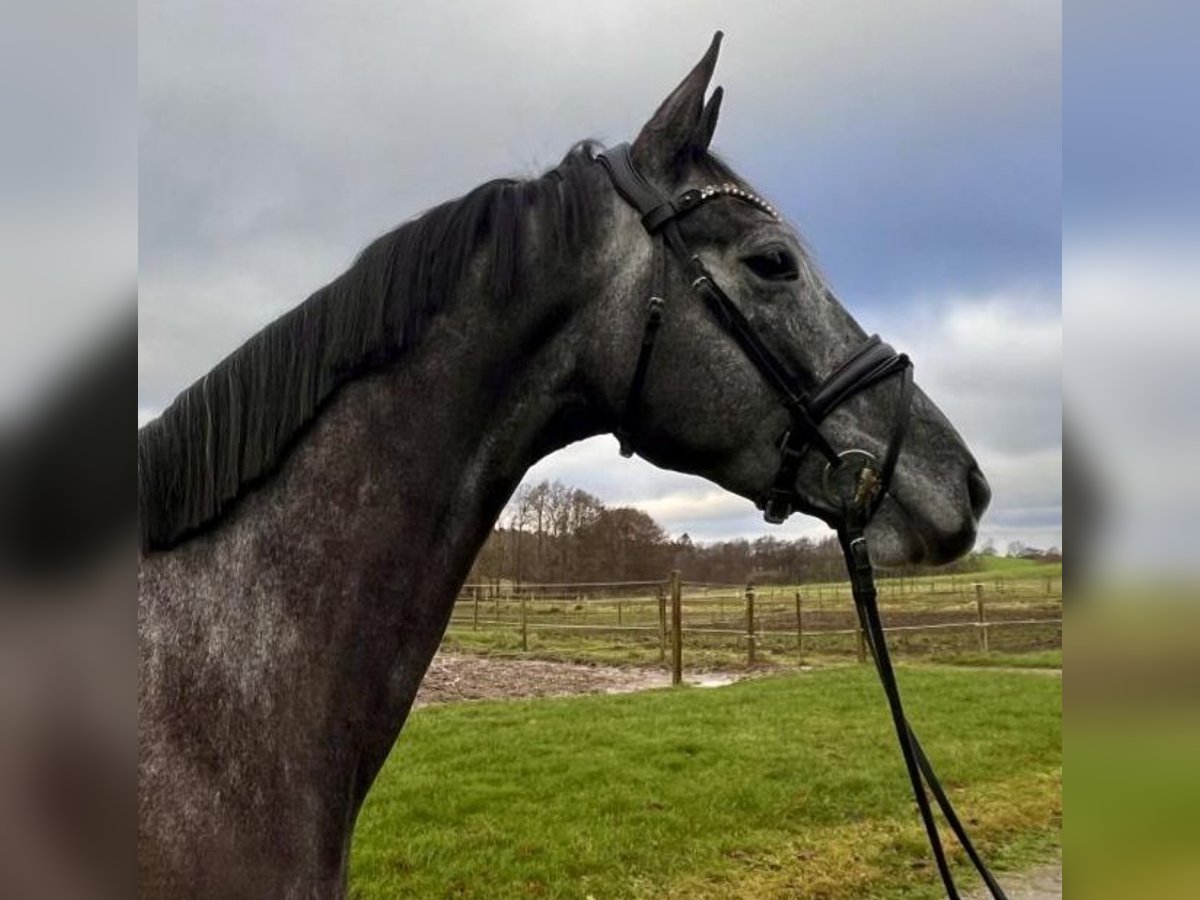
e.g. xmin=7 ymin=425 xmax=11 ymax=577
xmin=595 ymin=142 xmax=1007 ymax=900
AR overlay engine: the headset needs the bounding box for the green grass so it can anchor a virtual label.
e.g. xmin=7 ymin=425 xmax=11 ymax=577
xmin=973 ymin=556 xmax=1063 ymax=579
xmin=349 ymin=667 xmax=1061 ymax=899
xmin=781 ymin=555 xmax=1062 ymax=593
xmin=921 ymin=649 xmax=1062 ymax=669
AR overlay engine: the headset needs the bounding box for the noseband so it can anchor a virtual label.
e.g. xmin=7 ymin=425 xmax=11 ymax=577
xmin=596 ymin=143 xmax=1007 ymax=900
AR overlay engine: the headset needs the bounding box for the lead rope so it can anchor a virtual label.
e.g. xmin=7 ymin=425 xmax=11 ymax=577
xmin=839 ymin=514 xmax=1009 ymax=900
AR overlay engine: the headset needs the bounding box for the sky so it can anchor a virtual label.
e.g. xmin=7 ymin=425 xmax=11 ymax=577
xmin=137 ymin=1 xmax=1063 ymax=553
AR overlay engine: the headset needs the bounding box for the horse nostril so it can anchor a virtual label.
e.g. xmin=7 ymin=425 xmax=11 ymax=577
xmin=967 ymin=466 xmax=991 ymax=518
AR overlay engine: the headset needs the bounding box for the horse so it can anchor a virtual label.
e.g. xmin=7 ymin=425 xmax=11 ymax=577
xmin=138 ymin=34 xmax=990 ymax=899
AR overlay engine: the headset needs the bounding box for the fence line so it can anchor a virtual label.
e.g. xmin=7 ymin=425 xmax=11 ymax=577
xmin=454 ymin=617 xmax=1061 ymax=638
xmin=448 ymin=570 xmax=1063 ymax=678
xmin=462 ymin=579 xmax=665 ymax=590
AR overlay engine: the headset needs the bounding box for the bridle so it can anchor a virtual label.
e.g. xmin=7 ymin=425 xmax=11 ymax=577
xmin=596 ymin=144 xmax=913 ymax=526
xmin=596 ymin=143 xmax=1008 ymax=900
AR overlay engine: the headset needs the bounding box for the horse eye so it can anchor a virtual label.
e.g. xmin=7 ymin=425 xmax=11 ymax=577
xmin=743 ymin=247 xmax=800 ymax=281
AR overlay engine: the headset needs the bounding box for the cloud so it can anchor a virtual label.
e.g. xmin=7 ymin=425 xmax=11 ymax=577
xmin=875 ymin=295 xmax=1061 ymax=455
xmin=632 ymin=490 xmax=748 ymax=524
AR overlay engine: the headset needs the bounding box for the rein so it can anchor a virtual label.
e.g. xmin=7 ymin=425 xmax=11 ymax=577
xmin=596 ymin=143 xmax=1008 ymax=899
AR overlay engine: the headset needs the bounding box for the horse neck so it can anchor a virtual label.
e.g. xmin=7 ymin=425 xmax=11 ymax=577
xmin=136 ymin=213 xmax=617 ymax=888
xmin=142 ymin=259 xmax=602 ymax=823
xmin=264 ymin=282 xmax=595 ymax=594
xmin=155 ymin=257 xmax=602 ymax=693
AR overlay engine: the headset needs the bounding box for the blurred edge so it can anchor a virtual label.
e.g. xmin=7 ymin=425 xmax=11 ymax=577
xmin=1067 ymin=1 xmax=1200 ymax=897
xmin=0 ymin=305 xmax=134 ymax=582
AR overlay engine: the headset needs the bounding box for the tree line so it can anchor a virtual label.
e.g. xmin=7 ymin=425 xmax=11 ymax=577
xmin=468 ymin=479 xmax=990 ymax=587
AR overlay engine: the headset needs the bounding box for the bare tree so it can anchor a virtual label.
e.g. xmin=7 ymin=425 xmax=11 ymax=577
xmin=470 ymin=479 xmax=990 ymax=585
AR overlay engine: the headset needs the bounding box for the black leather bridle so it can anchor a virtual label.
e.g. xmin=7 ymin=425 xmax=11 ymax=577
xmin=596 ymin=143 xmax=913 ymax=525
xmin=596 ymin=143 xmax=1007 ymax=900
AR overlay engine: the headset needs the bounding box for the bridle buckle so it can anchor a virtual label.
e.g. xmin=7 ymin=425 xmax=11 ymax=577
xmin=822 ymin=449 xmax=880 ymax=511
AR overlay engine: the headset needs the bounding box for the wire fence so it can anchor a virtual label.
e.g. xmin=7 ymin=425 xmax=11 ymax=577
xmin=445 ymin=571 xmax=1063 ymax=675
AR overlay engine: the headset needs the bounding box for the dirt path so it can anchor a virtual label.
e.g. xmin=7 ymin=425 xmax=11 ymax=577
xmin=414 ymin=653 xmax=748 ymax=707
xmin=965 ymin=858 xmax=1061 ymax=899
xmin=414 ymin=654 xmax=1059 ymax=708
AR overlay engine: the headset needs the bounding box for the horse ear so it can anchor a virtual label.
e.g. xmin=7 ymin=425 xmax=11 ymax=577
xmin=697 ymin=85 xmax=724 ymax=150
xmin=632 ymin=31 xmax=724 ymax=175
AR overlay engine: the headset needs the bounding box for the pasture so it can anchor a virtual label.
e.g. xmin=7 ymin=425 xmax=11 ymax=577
xmin=349 ymin=666 xmax=1061 ymax=899
xmin=443 ymin=558 xmax=1063 ymax=672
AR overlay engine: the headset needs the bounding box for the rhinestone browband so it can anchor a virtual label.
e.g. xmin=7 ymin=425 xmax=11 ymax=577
xmin=688 ymin=182 xmax=780 ymax=220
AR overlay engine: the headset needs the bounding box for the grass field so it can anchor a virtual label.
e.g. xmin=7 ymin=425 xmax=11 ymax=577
xmin=349 ymin=666 xmax=1061 ymax=899
xmin=924 ymin=648 xmax=1062 ymax=669
xmin=973 ymin=556 xmax=1064 ymax=579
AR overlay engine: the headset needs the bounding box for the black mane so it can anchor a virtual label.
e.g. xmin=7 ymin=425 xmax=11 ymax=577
xmin=138 ymin=143 xmax=607 ymax=550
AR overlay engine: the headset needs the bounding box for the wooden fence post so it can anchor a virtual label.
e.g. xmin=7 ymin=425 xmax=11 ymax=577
xmin=473 ymin=586 xmax=480 ymax=631
xmin=617 ymin=598 xmax=623 ymax=627
xmin=745 ymin=583 xmax=757 ymax=667
xmin=657 ymin=583 xmax=667 ymax=663
xmin=795 ymin=590 xmax=804 ymax=661
xmin=520 ymin=591 xmax=529 ymax=651
xmin=976 ymin=583 xmax=988 ymax=652
xmin=670 ymin=570 xmax=683 ymax=685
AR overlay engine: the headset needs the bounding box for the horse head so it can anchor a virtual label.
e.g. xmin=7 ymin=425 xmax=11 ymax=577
xmin=580 ymin=34 xmax=989 ymax=565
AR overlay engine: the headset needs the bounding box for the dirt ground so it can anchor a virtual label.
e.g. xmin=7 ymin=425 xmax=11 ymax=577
xmin=413 ymin=653 xmax=747 ymax=707
xmin=965 ymin=858 xmax=1061 ymax=900
xmin=413 ymin=652 xmax=1062 ymax=704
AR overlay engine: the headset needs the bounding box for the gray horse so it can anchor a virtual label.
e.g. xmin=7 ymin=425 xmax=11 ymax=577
xmin=138 ymin=35 xmax=989 ymax=899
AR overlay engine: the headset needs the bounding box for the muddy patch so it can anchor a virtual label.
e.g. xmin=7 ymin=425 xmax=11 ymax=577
xmin=414 ymin=654 xmax=755 ymax=707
